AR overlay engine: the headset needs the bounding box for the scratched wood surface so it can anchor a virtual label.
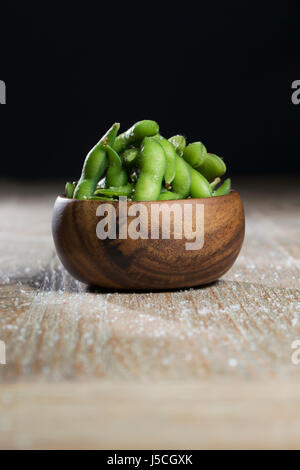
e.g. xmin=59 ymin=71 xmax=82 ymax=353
xmin=0 ymin=176 xmax=300 ymax=449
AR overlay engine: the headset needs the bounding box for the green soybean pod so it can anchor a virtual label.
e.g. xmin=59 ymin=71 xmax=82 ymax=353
xmin=133 ymin=137 xmax=166 ymax=201
xmin=105 ymin=145 xmax=128 ymax=187
xmin=171 ymin=154 xmax=191 ymax=199
xmin=113 ymin=120 xmax=159 ymax=153
xmin=158 ymin=191 xmax=181 ymax=200
xmin=197 ymin=153 xmax=226 ymax=182
xmin=65 ymin=181 xmax=75 ymax=198
xmin=94 ymin=183 xmax=133 ymax=198
xmin=74 ymin=123 xmax=120 ymax=200
xmin=153 ymin=134 xmax=176 ymax=184
xmin=189 ymin=166 xmax=212 ymax=198
xmin=89 ymin=196 xmax=115 ymax=201
xmin=121 ymin=147 xmax=139 ymax=167
xmin=168 ymin=135 xmax=186 ymax=156
xmin=214 ymin=178 xmax=231 ymax=196
xmin=183 ymin=141 xmax=207 ymax=168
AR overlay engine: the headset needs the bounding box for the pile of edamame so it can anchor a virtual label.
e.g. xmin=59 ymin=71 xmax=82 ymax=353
xmin=65 ymin=120 xmax=231 ymax=201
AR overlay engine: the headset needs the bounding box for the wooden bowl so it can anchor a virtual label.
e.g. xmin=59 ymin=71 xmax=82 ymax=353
xmin=52 ymin=191 xmax=245 ymax=290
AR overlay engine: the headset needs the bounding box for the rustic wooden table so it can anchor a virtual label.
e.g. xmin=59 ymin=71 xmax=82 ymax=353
xmin=0 ymin=176 xmax=300 ymax=449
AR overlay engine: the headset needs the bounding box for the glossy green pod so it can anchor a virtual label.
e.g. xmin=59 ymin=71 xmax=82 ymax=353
xmin=74 ymin=123 xmax=120 ymax=200
xmin=183 ymin=141 xmax=207 ymax=168
xmin=153 ymin=134 xmax=176 ymax=184
xmin=88 ymin=196 xmax=115 ymax=201
xmin=213 ymin=178 xmax=231 ymax=196
xmin=189 ymin=166 xmax=212 ymax=198
xmin=105 ymin=145 xmax=128 ymax=187
xmin=158 ymin=191 xmax=181 ymax=200
xmin=197 ymin=153 xmax=226 ymax=182
xmin=133 ymin=137 xmax=166 ymax=201
xmin=65 ymin=182 xmax=75 ymax=198
xmin=113 ymin=120 xmax=159 ymax=153
xmin=168 ymin=135 xmax=186 ymax=156
xmin=171 ymin=154 xmax=191 ymax=198
xmin=94 ymin=183 xmax=134 ymax=198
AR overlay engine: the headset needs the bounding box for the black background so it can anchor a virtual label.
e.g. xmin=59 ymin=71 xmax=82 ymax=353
xmin=1 ymin=2 xmax=299 ymax=180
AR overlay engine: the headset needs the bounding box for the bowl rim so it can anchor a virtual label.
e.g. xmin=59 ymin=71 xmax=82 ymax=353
xmin=57 ymin=189 xmax=238 ymax=204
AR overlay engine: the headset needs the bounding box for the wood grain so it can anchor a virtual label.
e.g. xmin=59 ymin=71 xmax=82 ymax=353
xmin=52 ymin=191 xmax=244 ymax=289
xmin=0 ymin=176 xmax=300 ymax=449
xmin=1 ymin=380 xmax=300 ymax=450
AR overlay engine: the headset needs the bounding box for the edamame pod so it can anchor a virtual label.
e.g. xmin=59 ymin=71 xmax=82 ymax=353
xmin=171 ymin=154 xmax=191 ymax=198
xmin=65 ymin=181 xmax=75 ymax=198
xmin=196 ymin=153 xmax=226 ymax=182
xmin=183 ymin=142 xmax=207 ymax=168
xmin=105 ymin=145 xmax=128 ymax=187
xmin=189 ymin=166 xmax=212 ymax=198
xmin=74 ymin=123 xmax=120 ymax=200
xmin=88 ymin=196 xmax=115 ymax=201
xmin=168 ymin=135 xmax=186 ymax=156
xmin=121 ymin=147 xmax=139 ymax=167
xmin=133 ymin=137 xmax=166 ymax=201
xmin=153 ymin=134 xmax=176 ymax=184
xmin=213 ymin=178 xmax=231 ymax=196
xmin=94 ymin=183 xmax=133 ymax=198
xmin=158 ymin=191 xmax=181 ymax=200
xmin=114 ymin=120 xmax=159 ymax=153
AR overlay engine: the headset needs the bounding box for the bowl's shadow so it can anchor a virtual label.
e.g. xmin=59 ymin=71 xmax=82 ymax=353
xmin=5 ymin=258 xmax=219 ymax=295
xmin=87 ymin=279 xmax=218 ymax=295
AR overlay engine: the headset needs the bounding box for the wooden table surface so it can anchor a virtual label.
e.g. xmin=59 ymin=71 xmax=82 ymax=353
xmin=0 ymin=176 xmax=300 ymax=449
